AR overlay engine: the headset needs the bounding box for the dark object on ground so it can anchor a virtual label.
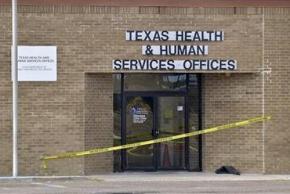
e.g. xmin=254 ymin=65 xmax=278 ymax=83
xmin=215 ymin=166 xmax=241 ymax=175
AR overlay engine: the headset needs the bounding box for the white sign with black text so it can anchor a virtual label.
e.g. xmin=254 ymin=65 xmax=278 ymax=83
xmin=126 ymin=31 xmax=224 ymax=41
xmin=113 ymin=30 xmax=238 ymax=72
xmin=142 ymin=45 xmax=208 ymax=56
xmin=13 ymin=46 xmax=57 ymax=81
xmin=113 ymin=59 xmax=237 ymax=71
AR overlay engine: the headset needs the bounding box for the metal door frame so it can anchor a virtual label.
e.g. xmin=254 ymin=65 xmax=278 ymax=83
xmin=122 ymin=94 xmax=156 ymax=171
xmin=118 ymin=73 xmax=202 ymax=172
xmin=122 ymin=92 xmax=188 ymax=171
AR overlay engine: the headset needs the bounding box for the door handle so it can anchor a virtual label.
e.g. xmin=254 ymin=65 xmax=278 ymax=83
xmin=151 ymin=130 xmax=160 ymax=137
xmin=155 ymin=130 xmax=160 ymax=136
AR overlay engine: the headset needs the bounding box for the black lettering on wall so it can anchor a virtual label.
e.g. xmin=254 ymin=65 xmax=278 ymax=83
xmin=178 ymin=45 xmax=187 ymax=55
xmin=196 ymin=45 xmax=205 ymax=55
xmin=135 ymin=31 xmax=143 ymax=41
xmin=215 ymin=31 xmax=224 ymax=41
xmin=210 ymin=60 xmax=219 ymax=70
xmin=193 ymin=31 xmax=201 ymax=41
xmin=228 ymin=60 xmax=236 ymax=70
xmin=113 ymin=60 xmax=122 ymax=70
xmin=160 ymin=45 xmax=168 ymax=55
xmin=126 ymin=31 xmax=134 ymax=41
xmin=130 ymin=60 xmax=138 ymax=70
xmin=183 ymin=60 xmax=192 ymax=70
xmin=144 ymin=31 xmax=152 ymax=41
xmin=161 ymin=31 xmax=169 ymax=41
xmin=159 ymin=60 xmax=167 ymax=70
xmin=123 ymin=60 xmax=130 ymax=70
xmin=153 ymin=32 xmax=161 ymax=41
xmin=139 ymin=60 xmax=147 ymax=70
xmin=167 ymin=60 xmax=175 ymax=70
xmin=219 ymin=60 xmax=227 ymax=70
xmin=176 ymin=31 xmax=183 ymax=41
xmin=185 ymin=31 xmax=192 ymax=41
xmin=150 ymin=60 xmax=159 ymax=70
xmin=207 ymin=31 xmax=214 ymax=41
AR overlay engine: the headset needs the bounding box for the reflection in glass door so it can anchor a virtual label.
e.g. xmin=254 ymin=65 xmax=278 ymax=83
xmin=114 ymin=74 xmax=201 ymax=172
xmin=125 ymin=96 xmax=155 ymax=170
xmin=158 ymin=97 xmax=185 ymax=169
xmin=124 ymin=95 xmax=186 ymax=170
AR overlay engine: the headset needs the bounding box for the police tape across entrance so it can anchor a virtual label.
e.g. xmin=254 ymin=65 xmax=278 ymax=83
xmin=40 ymin=116 xmax=271 ymax=169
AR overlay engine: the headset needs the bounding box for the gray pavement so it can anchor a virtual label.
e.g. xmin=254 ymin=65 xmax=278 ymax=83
xmin=1 ymin=172 xmax=290 ymax=194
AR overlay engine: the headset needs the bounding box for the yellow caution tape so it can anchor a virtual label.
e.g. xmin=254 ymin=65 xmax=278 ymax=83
xmin=127 ymin=140 xmax=197 ymax=158
xmin=41 ymin=116 xmax=271 ymax=169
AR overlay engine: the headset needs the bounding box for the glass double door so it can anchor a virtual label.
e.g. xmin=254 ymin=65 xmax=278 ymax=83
xmin=124 ymin=94 xmax=186 ymax=170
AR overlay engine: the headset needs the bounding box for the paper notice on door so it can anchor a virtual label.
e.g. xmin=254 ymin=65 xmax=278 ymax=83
xmin=133 ymin=114 xmax=147 ymax=123
xmin=177 ymin=106 xmax=184 ymax=111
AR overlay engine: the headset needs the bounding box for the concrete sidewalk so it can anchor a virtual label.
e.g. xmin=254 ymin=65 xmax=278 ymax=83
xmin=1 ymin=172 xmax=290 ymax=182
xmin=1 ymin=173 xmax=290 ymax=194
xmin=95 ymin=172 xmax=290 ymax=182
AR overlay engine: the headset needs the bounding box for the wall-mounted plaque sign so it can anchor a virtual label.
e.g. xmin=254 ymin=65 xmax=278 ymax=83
xmin=13 ymin=46 xmax=57 ymax=81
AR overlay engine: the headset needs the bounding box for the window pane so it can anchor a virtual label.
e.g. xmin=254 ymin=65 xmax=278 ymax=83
xmin=188 ymin=74 xmax=200 ymax=170
xmin=125 ymin=96 xmax=154 ymax=169
xmin=124 ymin=74 xmax=186 ymax=91
xmin=113 ymin=74 xmax=122 ymax=94
xmin=113 ymin=93 xmax=121 ymax=172
xmin=158 ymin=97 xmax=185 ymax=169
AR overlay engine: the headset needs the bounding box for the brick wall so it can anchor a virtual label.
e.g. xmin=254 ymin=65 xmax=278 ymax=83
xmin=0 ymin=6 xmax=289 ymax=175
xmin=0 ymin=11 xmax=12 ymax=175
xmin=84 ymin=74 xmax=113 ymax=174
xmin=264 ymin=10 xmax=290 ymax=174
xmin=17 ymin=76 xmax=85 ymax=176
xmin=203 ymin=73 xmax=263 ymax=173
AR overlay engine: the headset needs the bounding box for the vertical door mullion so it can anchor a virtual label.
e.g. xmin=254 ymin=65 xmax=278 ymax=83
xmin=121 ymin=74 xmax=126 ymax=171
xmin=185 ymin=75 xmax=190 ymax=170
xmin=153 ymin=96 xmax=158 ymax=171
xmin=198 ymin=75 xmax=203 ymax=171
xmin=184 ymin=95 xmax=190 ymax=170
